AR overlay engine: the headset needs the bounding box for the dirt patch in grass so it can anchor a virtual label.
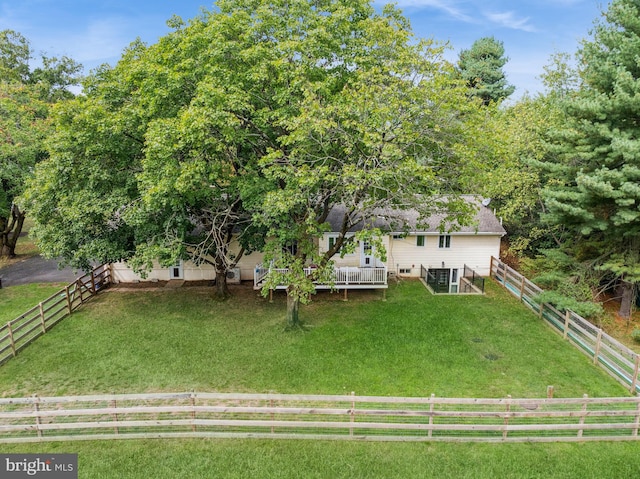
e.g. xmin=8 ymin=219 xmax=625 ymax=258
xmin=599 ymin=297 xmax=640 ymax=352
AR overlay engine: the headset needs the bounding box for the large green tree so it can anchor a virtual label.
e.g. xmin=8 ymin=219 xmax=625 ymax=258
xmin=237 ymin=1 xmax=480 ymax=326
xmin=25 ymin=0 xmax=482 ymax=322
xmin=0 ymin=30 xmax=81 ymax=258
xmin=542 ymin=0 xmax=640 ymax=318
xmin=457 ymin=36 xmax=515 ymax=105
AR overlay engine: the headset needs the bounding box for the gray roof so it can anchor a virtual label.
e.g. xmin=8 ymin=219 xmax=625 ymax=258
xmin=325 ymin=195 xmax=506 ymax=235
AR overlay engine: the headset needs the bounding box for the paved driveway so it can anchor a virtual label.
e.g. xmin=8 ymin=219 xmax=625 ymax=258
xmin=0 ymin=256 xmax=80 ymax=287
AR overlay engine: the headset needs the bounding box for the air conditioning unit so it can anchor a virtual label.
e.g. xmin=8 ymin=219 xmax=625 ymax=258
xmin=226 ymin=267 xmax=241 ymax=284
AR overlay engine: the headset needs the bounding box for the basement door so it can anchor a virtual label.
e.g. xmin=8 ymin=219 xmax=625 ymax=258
xmin=169 ymin=261 xmax=184 ymax=280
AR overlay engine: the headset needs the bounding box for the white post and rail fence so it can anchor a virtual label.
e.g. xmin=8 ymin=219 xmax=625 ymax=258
xmin=1 ymin=392 xmax=640 ymax=444
xmin=490 ymin=256 xmax=640 ymax=396
xmin=0 ymin=264 xmax=111 ymax=366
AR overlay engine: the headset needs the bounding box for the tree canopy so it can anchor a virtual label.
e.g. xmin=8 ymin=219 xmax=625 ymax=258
xmin=24 ymin=0 xmax=484 ymax=324
xmin=0 ymin=29 xmax=81 ymax=258
xmin=457 ymin=36 xmax=515 ymax=105
xmin=541 ymin=0 xmax=640 ymax=318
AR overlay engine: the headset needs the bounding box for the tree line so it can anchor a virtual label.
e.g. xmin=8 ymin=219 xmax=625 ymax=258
xmin=2 ymin=0 xmax=639 ymax=325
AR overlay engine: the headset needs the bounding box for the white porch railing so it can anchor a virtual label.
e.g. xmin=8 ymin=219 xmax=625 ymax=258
xmin=254 ymin=264 xmax=387 ymax=289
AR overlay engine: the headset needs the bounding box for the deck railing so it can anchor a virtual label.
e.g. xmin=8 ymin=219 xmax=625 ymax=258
xmin=254 ymin=264 xmax=387 ymax=289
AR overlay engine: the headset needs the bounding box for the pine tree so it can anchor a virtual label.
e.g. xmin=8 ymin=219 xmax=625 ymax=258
xmin=542 ymin=0 xmax=640 ymax=318
xmin=457 ymin=36 xmax=515 ymax=105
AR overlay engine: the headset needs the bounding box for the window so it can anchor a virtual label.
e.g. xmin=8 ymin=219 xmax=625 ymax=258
xmin=283 ymin=241 xmax=298 ymax=256
xmin=328 ymin=235 xmax=354 ymax=256
xmin=416 ymin=235 xmax=425 ymax=247
xmin=438 ymin=235 xmax=451 ymax=249
xmin=399 ymin=268 xmax=412 ymax=274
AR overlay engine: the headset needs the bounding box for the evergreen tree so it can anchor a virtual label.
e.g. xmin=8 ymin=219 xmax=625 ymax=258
xmin=457 ymin=36 xmax=515 ymax=105
xmin=542 ymin=0 xmax=640 ymax=318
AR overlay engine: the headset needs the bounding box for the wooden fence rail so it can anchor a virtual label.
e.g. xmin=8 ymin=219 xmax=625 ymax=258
xmin=0 ymin=264 xmax=111 ymax=366
xmin=490 ymin=257 xmax=640 ymax=395
xmin=1 ymin=392 xmax=640 ymax=444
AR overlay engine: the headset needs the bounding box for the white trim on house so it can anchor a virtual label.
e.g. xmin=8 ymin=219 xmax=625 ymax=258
xmin=111 ymin=197 xmax=506 ymax=286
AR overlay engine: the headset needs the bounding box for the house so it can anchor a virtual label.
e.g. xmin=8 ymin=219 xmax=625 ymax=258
xmin=111 ymin=196 xmax=506 ymax=293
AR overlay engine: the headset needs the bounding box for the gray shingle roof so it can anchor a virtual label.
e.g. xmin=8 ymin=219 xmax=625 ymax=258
xmin=325 ymin=195 xmax=506 ymax=235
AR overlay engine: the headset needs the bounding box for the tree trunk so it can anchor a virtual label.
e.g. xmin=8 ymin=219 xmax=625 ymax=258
xmin=286 ymin=293 xmax=301 ymax=329
xmin=214 ymin=267 xmax=230 ymax=299
xmin=619 ymin=280 xmax=636 ymax=319
xmin=0 ymin=205 xmax=26 ymax=258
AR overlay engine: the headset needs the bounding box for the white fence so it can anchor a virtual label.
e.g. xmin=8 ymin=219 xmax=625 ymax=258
xmin=254 ymin=264 xmax=387 ymax=289
xmin=490 ymin=257 xmax=640 ymax=395
xmin=2 ymin=392 xmax=640 ymax=444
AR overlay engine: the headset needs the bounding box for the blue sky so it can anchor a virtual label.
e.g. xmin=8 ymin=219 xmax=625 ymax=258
xmin=1 ymin=0 xmax=607 ymax=99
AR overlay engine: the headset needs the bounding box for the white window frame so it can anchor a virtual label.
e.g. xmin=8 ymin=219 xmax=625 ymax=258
xmin=327 ymin=234 xmax=355 ymax=256
xmin=438 ymin=235 xmax=451 ymax=249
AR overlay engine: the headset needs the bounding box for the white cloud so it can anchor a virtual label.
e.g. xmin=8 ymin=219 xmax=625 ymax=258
xmin=375 ymin=0 xmax=475 ymax=22
xmin=485 ymin=11 xmax=537 ymax=32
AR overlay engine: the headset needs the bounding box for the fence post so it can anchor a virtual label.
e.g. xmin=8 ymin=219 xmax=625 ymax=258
xmin=593 ymin=329 xmax=603 ymax=365
xmin=563 ymin=311 xmax=570 ymax=340
xmin=577 ymin=394 xmax=588 ymax=439
xmin=490 ymin=256 xmax=495 ymax=278
xmin=77 ymin=280 xmax=84 ymax=304
xmin=631 ymin=355 xmax=640 ymax=395
xmin=547 ymin=386 xmax=554 ymax=399
xmin=519 ymin=276 xmax=525 ymax=302
xmin=539 ymin=303 xmax=545 ymax=320
xmin=503 ymin=395 xmax=511 ymax=440
xmin=111 ymin=399 xmax=119 ymax=435
xmin=33 ymin=395 xmax=42 ymax=438
xmin=91 ymin=269 xmax=96 ymax=296
xmin=350 ymin=391 xmax=355 ymax=437
xmin=190 ymin=391 xmax=197 ymax=433
xmin=634 ymin=401 xmax=640 ymax=437
xmin=428 ymin=394 xmax=435 ymax=439
xmin=270 ymin=399 xmax=275 ymax=434
xmin=65 ymin=285 xmax=73 ymax=314
xmin=7 ymin=321 xmax=16 ymax=357
xmin=39 ymin=302 xmax=46 ymax=333
xmin=502 ymin=262 xmax=508 ymax=285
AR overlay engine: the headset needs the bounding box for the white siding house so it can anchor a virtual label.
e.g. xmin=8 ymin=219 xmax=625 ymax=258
xmin=111 ymin=196 xmax=505 ymax=291
xmin=316 ymin=196 xmax=505 ymax=292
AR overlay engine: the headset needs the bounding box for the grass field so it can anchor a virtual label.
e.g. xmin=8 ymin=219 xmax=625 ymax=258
xmin=0 ymin=283 xmax=68 ymax=323
xmin=0 ymin=279 xmax=635 ymax=478
xmin=0 ymin=279 xmax=628 ymax=397
xmin=1 ymin=439 xmax=639 ymax=478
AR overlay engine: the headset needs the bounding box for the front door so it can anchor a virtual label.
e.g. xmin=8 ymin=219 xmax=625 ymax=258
xmin=360 ymin=241 xmax=374 ymax=267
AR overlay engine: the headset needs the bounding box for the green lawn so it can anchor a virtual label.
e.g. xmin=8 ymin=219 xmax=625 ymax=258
xmin=0 ymin=283 xmax=67 ymax=323
xmin=0 ymin=279 xmax=627 ymax=398
xmin=0 ymin=280 xmax=635 ymax=478
xmin=1 ymin=439 xmax=638 ymax=478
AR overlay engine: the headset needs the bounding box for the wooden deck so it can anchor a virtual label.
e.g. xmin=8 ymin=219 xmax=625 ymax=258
xmin=253 ymin=264 xmax=388 ymax=290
